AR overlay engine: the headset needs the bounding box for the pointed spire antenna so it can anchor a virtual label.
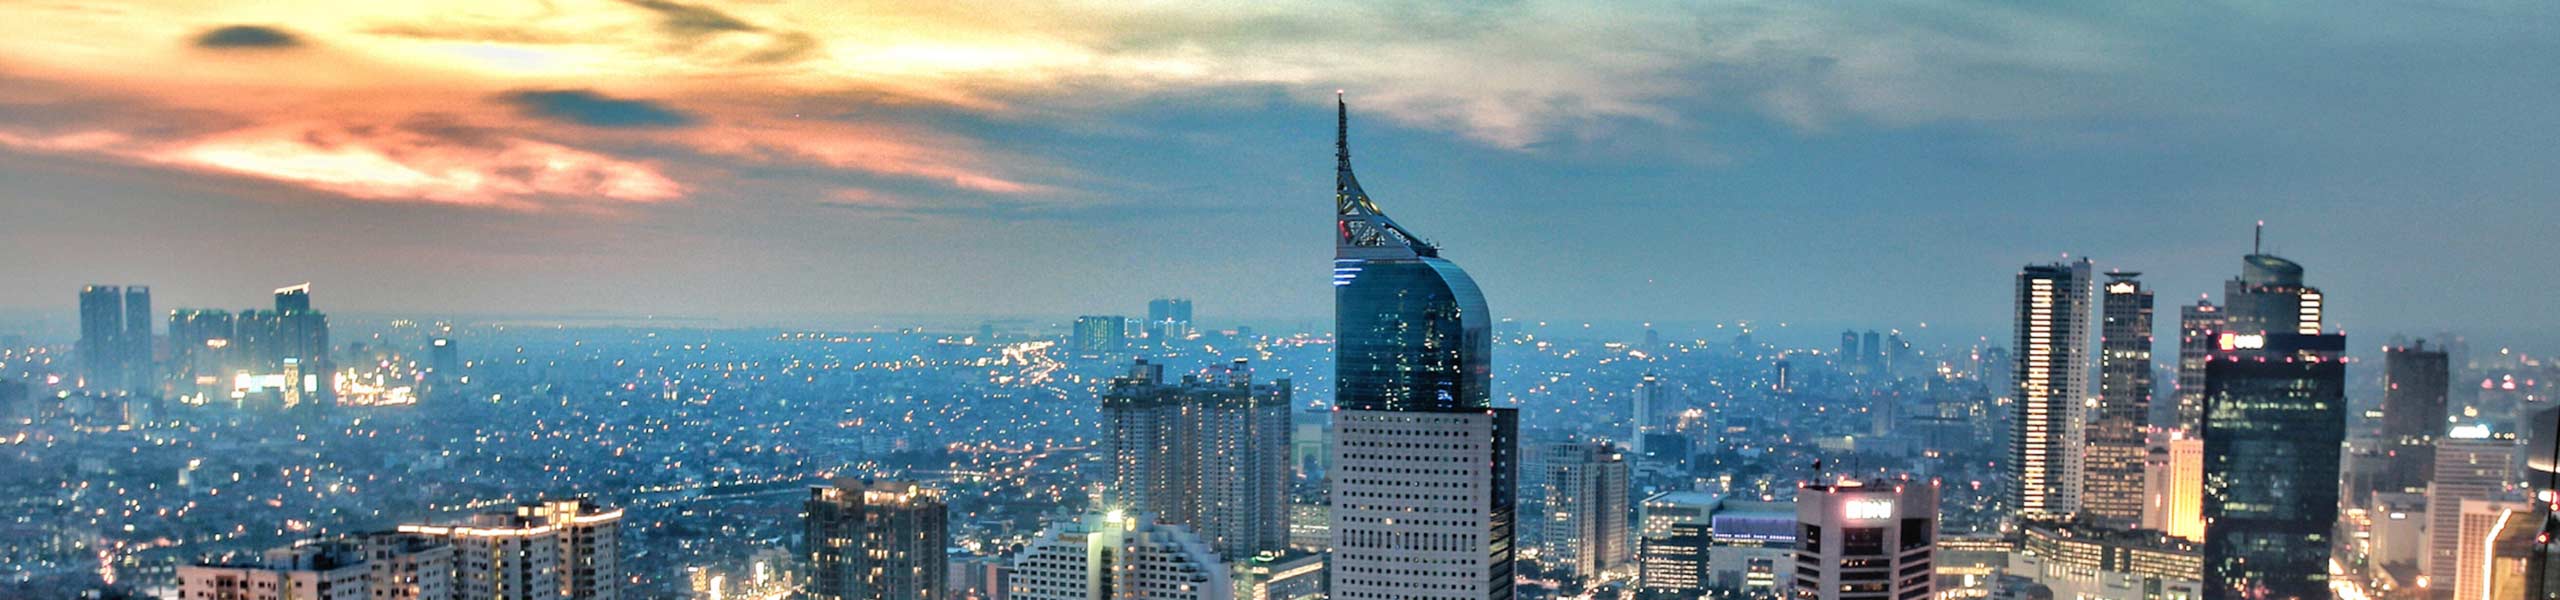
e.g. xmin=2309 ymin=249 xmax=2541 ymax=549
xmin=2254 ymin=220 xmax=2264 ymax=254
xmin=1336 ymin=90 xmax=1350 ymax=170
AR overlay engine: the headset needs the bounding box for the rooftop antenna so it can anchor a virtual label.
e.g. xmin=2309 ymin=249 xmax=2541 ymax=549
xmin=1335 ymin=90 xmax=1349 ymax=169
xmin=2253 ymin=220 xmax=2264 ymax=255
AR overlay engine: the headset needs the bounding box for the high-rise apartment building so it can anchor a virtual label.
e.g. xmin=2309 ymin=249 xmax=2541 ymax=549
xmin=806 ymin=480 xmax=947 ymax=600
xmin=1103 ymin=358 xmax=1292 ymax=560
xmin=179 ymin=535 xmax=454 ymax=600
xmin=399 ymin=516 xmax=562 ymax=600
xmin=1327 ymin=95 xmax=1516 ymax=600
xmin=2200 ymin=329 xmax=2346 ymax=600
xmin=1008 ymin=511 xmax=1232 ymax=600
xmin=179 ymin=542 xmax=376 ymax=600
xmin=1535 ymin=441 xmax=1631 ymax=582
xmin=1072 ymin=316 xmax=1129 ymax=358
xmin=2379 ymin=340 xmax=2452 ymax=498
xmin=2013 ymin=259 xmax=2094 ymax=520
xmin=269 ymin=283 xmax=331 ymax=399
xmin=2085 ymin=272 xmax=2154 ymax=529
xmin=349 ymin=531 xmax=457 ymax=600
xmin=168 ymin=308 xmax=234 ymax=398
xmin=398 ymin=497 xmax=623 ymax=600
xmin=2173 ymin=300 xmax=2225 ymax=434
xmin=1146 ymin=298 xmax=1195 ymax=343
xmin=525 ymin=499 xmax=621 ymax=600
xmin=78 ymin=284 xmax=154 ymax=393
xmin=1790 ymin=479 xmax=1936 ymax=600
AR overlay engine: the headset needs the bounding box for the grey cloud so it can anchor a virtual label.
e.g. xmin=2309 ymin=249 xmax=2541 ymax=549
xmin=498 ymin=89 xmax=697 ymax=128
xmin=194 ymin=25 xmax=303 ymax=49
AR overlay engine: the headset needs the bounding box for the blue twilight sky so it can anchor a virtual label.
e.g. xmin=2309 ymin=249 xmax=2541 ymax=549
xmin=0 ymin=2 xmax=2554 ymax=347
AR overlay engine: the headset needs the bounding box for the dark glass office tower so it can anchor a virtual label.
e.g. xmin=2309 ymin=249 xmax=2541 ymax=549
xmin=1327 ymin=95 xmax=1516 ymax=600
xmin=2377 ymin=341 xmax=2450 ymax=497
xmin=2201 ymin=330 xmax=2346 ymax=600
xmin=2174 ymin=300 xmax=2226 ymax=434
xmin=2223 ymin=250 xmax=2323 ymax=337
xmin=2084 ymin=272 xmax=2153 ymax=529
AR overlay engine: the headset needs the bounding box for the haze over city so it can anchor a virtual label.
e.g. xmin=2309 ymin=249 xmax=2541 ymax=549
xmin=4 ymin=2 xmax=2557 ymax=346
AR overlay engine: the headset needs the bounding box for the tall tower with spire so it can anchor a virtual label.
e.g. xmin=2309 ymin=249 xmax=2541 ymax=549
xmin=1327 ymin=94 xmax=1518 ymax=600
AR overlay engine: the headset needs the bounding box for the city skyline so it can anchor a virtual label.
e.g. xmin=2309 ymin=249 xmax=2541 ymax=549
xmin=8 ymin=4 xmax=2560 ymax=600
xmin=4 ymin=3 xmax=2558 ymax=345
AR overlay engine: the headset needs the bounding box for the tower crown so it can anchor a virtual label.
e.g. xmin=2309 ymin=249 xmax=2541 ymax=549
xmin=1335 ymin=94 xmax=1435 ymax=260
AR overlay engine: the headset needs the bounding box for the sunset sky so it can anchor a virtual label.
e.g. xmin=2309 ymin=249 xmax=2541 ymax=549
xmin=3 ymin=2 xmax=2555 ymax=343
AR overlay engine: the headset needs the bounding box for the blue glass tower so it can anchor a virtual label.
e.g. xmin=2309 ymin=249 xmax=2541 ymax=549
xmin=1326 ymin=95 xmax=1516 ymax=600
xmin=1331 ymin=96 xmax=1491 ymax=413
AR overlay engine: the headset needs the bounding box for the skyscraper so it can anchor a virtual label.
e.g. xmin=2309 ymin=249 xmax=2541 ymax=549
xmin=1007 ymin=511 xmax=1233 ymax=600
xmin=1103 ymin=358 xmax=1293 ymax=560
xmin=2428 ymin=428 xmax=2518 ymax=591
xmin=79 ymin=285 xmax=124 ymax=390
xmin=2378 ymin=340 xmax=2452 ymax=498
xmin=2012 ymin=259 xmax=2094 ymax=521
xmin=1072 ymin=316 xmax=1129 ymax=358
xmin=1147 ymin=298 xmax=1195 ymax=343
xmin=168 ymin=308 xmax=234 ymax=397
xmin=78 ymin=284 xmax=154 ymax=393
xmin=2200 ymin=330 xmax=2346 ymax=600
xmin=1327 ymin=95 xmax=1515 ymax=600
xmin=1535 ymin=440 xmax=1631 ymax=582
xmin=427 ymin=337 xmax=460 ymax=402
xmin=1631 ymin=373 xmax=1661 ymax=460
xmin=1790 ymin=479 xmax=1936 ymax=600
xmin=1862 ymin=330 xmax=1883 ymax=372
xmin=2173 ymin=300 xmax=2226 ymax=434
xmin=1839 ymin=331 xmax=1860 ymax=369
xmin=274 ymin=283 xmax=312 ymax=315
xmin=2084 ymin=272 xmax=2154 ymax=529
xmin=122 ymin=285 xmax=152 ymax=391
xmin=2142 ymin=433 xmax=2205 ymax=542
xmin=2221 ymin=237 xmax=2324 ymax=338
xmin=806 ymin=480 xmax=948 ymax=600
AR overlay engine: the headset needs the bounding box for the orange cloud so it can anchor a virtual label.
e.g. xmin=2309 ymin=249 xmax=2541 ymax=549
xmin=162 ymin=123 xmax=685 ymax=206
xmin=682 ymin=119 xmax=1044 ymax=195
xmin=0 ymin=120 xmax=684 ymax=208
